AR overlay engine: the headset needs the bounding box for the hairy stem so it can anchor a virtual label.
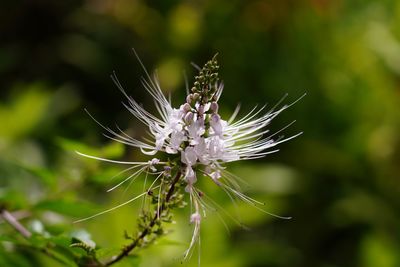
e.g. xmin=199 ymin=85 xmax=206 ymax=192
xmin=105 ymin=170 xmax=182 ymax=266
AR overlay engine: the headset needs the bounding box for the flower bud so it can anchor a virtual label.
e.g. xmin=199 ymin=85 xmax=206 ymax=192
xmin=148 ymin=158 xmax=160 ymax=172
xmin=163 ymin=166 xmax=172 ymax=177
xmin=210 ymin=114 xmax=223 ymax=135
xmin=197 ymin=105 xmax=205 ymax=116
xmin=186 ymin=94 xmax=193 ymax=104
xmin=182 ymin=103 xmax=191 ymax=113
xmin=210 ymin=102 xmax=219 ymax=113
xmin=190 ymin=212 xmax=201 ymax=223
xmin=184 ymin=112 xmax=194 ymax=124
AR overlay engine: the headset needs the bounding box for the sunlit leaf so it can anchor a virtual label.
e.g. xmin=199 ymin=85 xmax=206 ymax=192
xmin=361 ymin=232 xmax=397 ymax=267
xmin=95 ymin=247 xmax=123 ymax=260
xmin=57 ymin=137 xmax=125 ymax=159
xmin=19 ymin=165 xmax=57 ymax=189
xmin=0 ymin=85 xmax=51 ymax=140
xmin=0 ymin=189 xmax=29 ymax=210
xmin=34 ymin=199 xmax=99 ymax=218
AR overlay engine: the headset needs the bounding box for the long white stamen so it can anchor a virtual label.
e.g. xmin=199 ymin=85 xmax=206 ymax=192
xmin=183 ymin=193 xmax=201 ymax=260
xmin=107 ymin=166 xmax=147 ymax=192
xmin=74 ymin=187 xmax=160 ymax=223
xmin=76 ymin=151 xmax=166 ymax=166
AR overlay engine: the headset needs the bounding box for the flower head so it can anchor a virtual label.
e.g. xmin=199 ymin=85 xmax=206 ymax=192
xmin=77 ymin=52 xmax=302 ymax=261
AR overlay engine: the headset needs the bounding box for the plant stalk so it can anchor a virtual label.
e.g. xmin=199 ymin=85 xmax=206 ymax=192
xmin=105 ymin=170 xmax=182 ymax=266
xmin=1 ymin=208 xmax=32 ymax=238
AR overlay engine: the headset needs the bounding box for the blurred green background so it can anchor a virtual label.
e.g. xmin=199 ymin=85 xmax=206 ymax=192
xmin=1 ymin=0 xmax=400 ymax=267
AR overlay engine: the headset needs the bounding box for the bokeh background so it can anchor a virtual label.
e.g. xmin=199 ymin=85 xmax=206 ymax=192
xmin=1 ymin=1 xmax=400 ymax=267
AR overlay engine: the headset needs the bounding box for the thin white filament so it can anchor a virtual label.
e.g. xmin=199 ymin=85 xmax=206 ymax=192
xmin=73 ymin=187 xmax=160 ymax=223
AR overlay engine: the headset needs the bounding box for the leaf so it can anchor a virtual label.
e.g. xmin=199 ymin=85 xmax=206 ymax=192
xmin=48 ymin=235 xmax=73 ymax=248
xmin=0 ymin=85 xmax=51 ymax=140
xmin=94 ymin=247 xmax=122 ymax=260
xmin=89 ymin=166 xmax=126 ymax=184
xmin=34 ymin=198 xmax=99 ymax=218
xmin=30 ymin=234 xmax=77 ymax=266
xmin=27 ymin=233 xmax=48 ymax=248
xmin=57 ymin=137 xmax=125 ymax=159
xmin=157 ymin=238 xmax=187 ymax=247
xmin=0 ymin=247 xmax=34 ymax=267
xmin=125 ymin=255 xmax=141 ymax=267
xmin=70 ymin=237 xmax=94 ymax=255
xmin=18 ymin=165 xmax=57 ymax=189
xmin=0 ymin=189 xmax=29 ymax=210
xmin=0 ymin=234 xmax=21 ymax=243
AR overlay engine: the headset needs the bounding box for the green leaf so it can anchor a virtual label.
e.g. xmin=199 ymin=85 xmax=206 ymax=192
xmin=29 ymin=234 xmax=77 ymax=266
xmin=89 ymin=167 xmax=126 ymax=184
xmin=0 ymin=234 xmax=21 ymax=243
xmin=28 ymin=233 xmax=48 ymax=248
xmin=0 ymin=247 xmax=34 ymax=267
xmin=125 ymin=255 xmax=141 ymax=267
xmin=44 ymin=250 xmax=77 ymax=267
xmin=94 ymin=247 xmax=122 ymax=260
xmin=0 ymin=189 xmax=29 ymax=210
xmin=361 ymin=232 xmax=397 ymax=267
xmin=0 ymin=84 xmax=51 ymax=140
xmin=48 ymin=235 xmax=73 ymax=248
xmin=157 ymin=238 xmax=186 ymax=247
xmin=18 ymin=165 xmax=57 ymax=189
xmin=34 ymin=198 xmax=99 ymax=218
xmin=57 ymin=137 xmax=124 ymax=159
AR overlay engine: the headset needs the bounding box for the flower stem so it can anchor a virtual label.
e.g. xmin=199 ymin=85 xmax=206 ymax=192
xmin=0 ymin=208 xmax=32 ymax=238
xmin=105 ymin=170 xmax=182 ymax=266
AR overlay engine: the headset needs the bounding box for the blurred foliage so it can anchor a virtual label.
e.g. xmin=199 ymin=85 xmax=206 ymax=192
xmin=1 ymin=0 xmax=400 ymax=266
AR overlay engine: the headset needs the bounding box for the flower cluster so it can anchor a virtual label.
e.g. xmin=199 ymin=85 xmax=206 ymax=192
xmin=77 ymin=53 xmax=301 ymax=262
xmin=152 ymin=57 xmax=238 ymax=192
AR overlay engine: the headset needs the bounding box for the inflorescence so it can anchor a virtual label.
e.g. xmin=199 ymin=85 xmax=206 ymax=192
xmin=76 ymin=51 xmax=302 ymax=264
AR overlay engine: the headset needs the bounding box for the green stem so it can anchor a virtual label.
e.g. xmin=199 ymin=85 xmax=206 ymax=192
xmin=104 ymin=170 xmax=182 ymax=266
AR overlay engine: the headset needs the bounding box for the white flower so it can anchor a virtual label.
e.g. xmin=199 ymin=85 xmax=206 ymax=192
xmin=181 ymin=146 xmax=198 ymax=166
xmin=77 ymin=53 xmax=303 ymax=262
xmin=186 ymin=115 xmax=205 ymax=143
xmin=210 ymin=114 xmax=223 ymax=136
xmin=193 ymin=138 xmax=209 ymax=164
xmin=184 ymin=165 xmax=197 ymax=192
xmin=190 ymin=212 xmax=201 ymax=224
xmin=166 ymin=130 xmax=187 ymax=154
